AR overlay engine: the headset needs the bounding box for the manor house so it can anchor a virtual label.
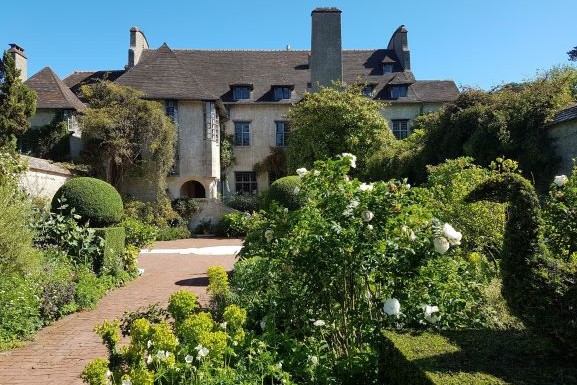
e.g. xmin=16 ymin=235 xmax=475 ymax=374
xmin=14 ymin=8 xmax=459 ymax=200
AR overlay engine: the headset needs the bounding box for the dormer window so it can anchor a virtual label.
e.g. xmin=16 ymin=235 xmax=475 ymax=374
xmin=273 ymin=86 xmax=293 ymax=101
xmin=362 ymin=84 xmax=376 ymax=97
xmin=382 ymin=63 xmax=394 ymax=74
xmin=390 ymin=85 xmax=408 ymax=99
xmin=233 ymin=86 xmax=251 ymax=100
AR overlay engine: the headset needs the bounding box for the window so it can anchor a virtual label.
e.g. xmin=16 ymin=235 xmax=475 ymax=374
xmin=165 ymin=100 xmax=178 ymax=124
xmin=382 ymin=63 xmax=394 ymax=73
xmin=390 ymin=85 xmax=408 ymax=99
xmin=234 ymin=122 xmax=250 ymax=146
xmin=233 ymin=86 xmax=251 ymax=100
xmin=275 ymin=121 xmax=289 ymax=147
xmin=235 ymin=172 xmax=257 ymax=194
xmin=392 ymin=119 xmax=410 ymax=139
xmin=204 ymin=101 xmax=219 ymax=142
xmin=274 ymin=86 xmax=291 ymax=100
xmin=362 ymin=85 xmax=375 ymax=96
xmin=166 ymin=100 xmax=179 ymax=175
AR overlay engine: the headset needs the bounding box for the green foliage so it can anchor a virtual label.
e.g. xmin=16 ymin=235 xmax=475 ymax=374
xmin=265 ymin=175 xmax=306 ymax=211
xmin=36 ymin=250 xmax=78 ymax=322
xmin=171 ymin=197 xmax=199 ymax=221
xmin=80 ymin=357 xmax=110 ymax=385
xmin=214 ymin=211 xmax=257 ymax=238
xmin=75 ymin=266 xmax=107 ymax=310
xmin=286 ymin=82 xmax=394 ymax=177
xmin=52 ymin=177 xmax=123 ymax=227
xmin=0 ymin=50 xmax=37 ymax=149
xmin=0 ymin=273 xmax=42 ymax=343
xmin=0 ymin=150 xmax=26 ymax=189
xmin=95 ymin=319 xmax=121 ymax=354
xmin=220 ymin=132 xmax=236 ymax=173
xmin=466 ymin=172 xmax=577 ymax=353
xmin=207 ymin=266 xmax=232 ymax=318
xmin=123 ymin=196 xmax=182 ymax=227
xmin=79 ymin=80 xmax=176 ymax=195
xmin=375 ymin=67 xmax=577 ymax=188
xmin=93 ymin=227 xmax=125 ymax=275
xmin=167 ymin=290 xmax=199 ymax=324
xmin=19 ymin=115 xmax=70 ymax=160
xmin=253 ymin=146 xmax=287 ymax=178
xmin=224 ymin=193 xmax=260 ymax=212
xmin=155 ymin=225 xmax=191 ymax=241
xmin=121 ymin=217 xmax=156 ymax=248
xmin=568 ymin=46 xmax=577 ymax=61
xmin=120 ymin=303 xmax=169 ymax=337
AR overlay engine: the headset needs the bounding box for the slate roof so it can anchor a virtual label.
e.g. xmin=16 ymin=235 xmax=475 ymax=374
xmin=25 ymin=67 xmax=86 ymax=112
xmin=553 ymin=103 xmax=577 ymax=124
xmin=63 ymin=45 xmax=459 ymax=105
xmin=63 ymin=70 xmax=126 ymax=95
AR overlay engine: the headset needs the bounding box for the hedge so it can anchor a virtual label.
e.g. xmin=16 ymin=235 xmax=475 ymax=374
xmin=265 ymin=175 xmax=306 ymax=211
xmin=93 ymin=227 xmax=125 ymax=275
xmin=378 ymin=330 xmax=577 ymax=385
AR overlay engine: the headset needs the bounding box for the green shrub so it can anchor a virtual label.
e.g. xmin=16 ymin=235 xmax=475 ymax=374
xmin=121 ymin=217 xmax=156 ymax=248
xmin=120 ymin=303 xmax=168 ymax=337
xmin=155 ymin=225 xmax=191 ymax=241
xmin=93 ymin=227 xmax=125 ymax=276
xmin=36 ymin=250 xmax=78 ymax=322
xmin=52 ymin=177 xmax=123 ymax=227
xmin=123 ymin=196 xmax=181 ymax=227
xmin=224 ymin=193 xmax=260 ymax=212
xmin=172 ymin=197 xmax=200 ymax=221
xmin=265 ymin=175 xmax=306 ymax=211
xmin=214 ymin=211 xmax=255 ymax=238
xmin=0 ymin=273 xmax=42 ymax=343
xmin=167 ymin=290 xmax=199 ymax=324
xmin=80 ymin=357 xmax=110 ymax=385
xmin=75 ymin=266 xmax=107 ymax=310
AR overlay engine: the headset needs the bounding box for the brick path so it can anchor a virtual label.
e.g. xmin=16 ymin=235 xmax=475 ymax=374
xmin=0 ymin=238 xmax=242 ymax=385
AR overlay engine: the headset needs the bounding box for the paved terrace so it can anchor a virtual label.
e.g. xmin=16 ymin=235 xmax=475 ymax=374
xmin=0 ymin=238 xmax=242 ymax=385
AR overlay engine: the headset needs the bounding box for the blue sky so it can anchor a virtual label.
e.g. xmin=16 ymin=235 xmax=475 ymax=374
xmin=2 ymin=0 xmax=575 ymax=90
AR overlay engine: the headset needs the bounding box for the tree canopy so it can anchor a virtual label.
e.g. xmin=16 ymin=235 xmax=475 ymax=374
xmin=79 ymin=81 xmax=176 ymax=197
xmin=568 ymin=46 xmax=577 ymax=61
xmin=0 ymin=50 xmax=36 ymax=150
xmin=286 ymin=83 xmax=395 ymax=177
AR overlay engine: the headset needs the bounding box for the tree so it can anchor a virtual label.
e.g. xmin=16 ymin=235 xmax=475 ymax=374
xmin=0 ymin=51 xmax=36 ymax=150
xmin=286 ymin=83 xmax=395 ymax=177
xmin=568 ymin=46 xmax=577 ymax=61
xmin=79 ymin=81 xmax=176 ymax=197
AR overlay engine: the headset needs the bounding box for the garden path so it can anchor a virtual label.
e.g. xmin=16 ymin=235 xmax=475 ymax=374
xmin=0 ymin=238 xmax=242 ymax=385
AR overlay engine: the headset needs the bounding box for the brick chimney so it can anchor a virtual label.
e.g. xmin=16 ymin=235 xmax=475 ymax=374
xmin=310 ymin=8 xmax=342 ymax=91
xmin=387 ymin=26 xmax=410 ymax=71
xmin=127 ymin=27 xmax=149 ymax=69
xmin=7 ymin=44 xmax=27 ymax=81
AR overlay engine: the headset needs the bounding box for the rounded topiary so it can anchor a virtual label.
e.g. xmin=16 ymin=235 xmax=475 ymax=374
xmin=265 ymin=175 xmax=306 ymax=211
xmin=51 ymin=177 xmax=123 ymax=227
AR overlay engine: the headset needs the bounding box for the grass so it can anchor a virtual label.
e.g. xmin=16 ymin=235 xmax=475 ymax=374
xmin=380 ymin=329 xmax=577 ymax=385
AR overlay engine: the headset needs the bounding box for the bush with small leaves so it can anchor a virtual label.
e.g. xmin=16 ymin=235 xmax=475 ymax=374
xmin=167 ymin=290 xmax=199 ymax=324
xmin=80 ymin=357 xmax=110 ymax=385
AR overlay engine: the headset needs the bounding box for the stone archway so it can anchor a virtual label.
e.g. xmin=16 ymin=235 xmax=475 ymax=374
xmin=180 ymin=180 xmax=206 ymax=198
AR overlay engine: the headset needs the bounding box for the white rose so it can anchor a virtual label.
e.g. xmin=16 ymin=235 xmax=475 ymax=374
xmin=423 ymin=305 xmax=440 ymax=323
xmin=361 ymin=210 xmax=374 ymax=222
xmin=313 ymin=319 xmax=326 ymax=327
xmin=442 ymin=223 xmax=462 ymax=246
xmin=359 ymin=183 xmax=373 ymax=192
xmin=383 ymin=298 xmax=401 ymax=316
xmin=296 ymin=168 xmax=308 ymax=177
xmin=433 ymin=237 xmax=450 ymax=254
xmin=554 ymin=175 xmax=568 ymax=187
xmin=340 ymin=153 xmax=357 ymax=168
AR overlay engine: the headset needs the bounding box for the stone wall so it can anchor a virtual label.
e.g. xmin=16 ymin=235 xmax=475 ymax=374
xmin=548 ymin=119 xmax=577 ymax=176
xmin=19 ymin=156 xmax=74 ymax=200
xmin=188 ymin=198 xmax=237 ymax=231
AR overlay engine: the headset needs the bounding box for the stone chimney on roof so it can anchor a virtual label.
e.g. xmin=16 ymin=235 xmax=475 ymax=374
xmin=127 ymin=27 xmax=149 ymax=69
xmin=7 ymin=44 xmax=27 ymax=81
xmin=310 ymin=7 xmax=342 ymax=91
xmin=387 ymin=25 xmax=410 ymax=71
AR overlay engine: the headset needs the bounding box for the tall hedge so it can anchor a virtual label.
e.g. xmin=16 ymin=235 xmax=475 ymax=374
xmin=52 ymin=177 xmax=123 ymax=227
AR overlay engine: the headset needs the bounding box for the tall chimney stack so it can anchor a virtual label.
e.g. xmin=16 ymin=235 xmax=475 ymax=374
xmin=7 ymin=44 xmax=27 ymax=81
xmin=310 ymin=8 xmax=342 ymax=91
xmin=127 ymin=27 xmax=149 ymax=69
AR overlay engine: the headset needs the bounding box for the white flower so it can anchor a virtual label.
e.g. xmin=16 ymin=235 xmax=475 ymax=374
xmin=185 ymin=354 xmax=194 ymax=364
xmin=313 ymin=170 xmax=321 ymax=176
xmin=359 ymin=183 xmax=373 ymax=192
xmin=146 ymin=354 xmax=153 ymax=365
xmin=313 ymin=319 xmax=326 ymax=327
xmin=122 ymin=380 xmax=132 ymax=385
xmin=219 ymin=322 xmax=227 ymax=329
xmin=331 ymin=222 xmax=342 ymax=233
xmin=260 ymin=320 xmax=266 ymax=330
xmin=106 ymin=370 xmax=112 ymax=378
xmin=433 ymin=237 xmax=450 ymax=254
xmin=340 ymin=153 xmax=357 ymax=168
xmin=423 ymin=305 xmax=440 ymax=323
xmin=147 ymin=340 xmax=152 ymax=349
xmin=294 ymin=186 xmax=301 ymax=194
xmin=156 ymin=350 xmax=166 ymax=359
xmin=343 ymin=199 xmax=359 ymax=217
xmin=296 ymin=168 xmax=308 ymax=177
xmin=383 ymin=298 xmax=401 ymax=316
xmin=277 ymin=361 xmax=283 ymax=370
xmin=442 ymin=223 xmax=462 ymax=246
xmin=554 ymin=175 xmax=569 ymax=187
xmin=308 ymin=355 xmax=319 ymax=365
xmin=361 ymin=210 xmax=374 ymax=222
xmin=401 ymin=225 xmax=416 ymax=241
xmin=198 ymin=347 xmax=209 ymax=358
xmin=366 ymin=224 xmax=373 ymax=231
xmin=264 ymin=229 xmax=274 ymax=242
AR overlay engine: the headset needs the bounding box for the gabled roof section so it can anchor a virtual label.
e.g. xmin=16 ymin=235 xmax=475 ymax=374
xmin=25 ymin=67 xmax=86 ymax=112
xmin=115 ymin=43 xmax=217 ymax=100
xmin=64 ymin=70 xmax=126 ymax=95
xmin=553 ymin=103 xmax=577 ymax=124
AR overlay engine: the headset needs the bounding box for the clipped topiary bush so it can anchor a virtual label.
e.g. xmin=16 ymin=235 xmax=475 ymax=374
xmin=93 ymin=227 xmax=126 ymax=275
xmin=52 ymin=177 xmax=123 ymax=227
xmin=265 ymin=175 xmax=306 ymax=210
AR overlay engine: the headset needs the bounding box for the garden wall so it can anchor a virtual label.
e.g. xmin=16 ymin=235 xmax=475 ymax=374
xmin=189 ymin=198 xmax=236 ymax=230
xmin=19 ymin=156 xmax=74 ymax=199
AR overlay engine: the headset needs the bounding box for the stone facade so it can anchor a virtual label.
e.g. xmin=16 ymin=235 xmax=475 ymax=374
xmin=19 ymin=156 xmax=74 ymax=200
xmin=548 ymin=113 xmax=577 ymax=176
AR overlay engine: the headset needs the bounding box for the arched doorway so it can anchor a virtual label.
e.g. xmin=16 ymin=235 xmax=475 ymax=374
xmin=180 ymin=180 xmax=206 ymax=198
